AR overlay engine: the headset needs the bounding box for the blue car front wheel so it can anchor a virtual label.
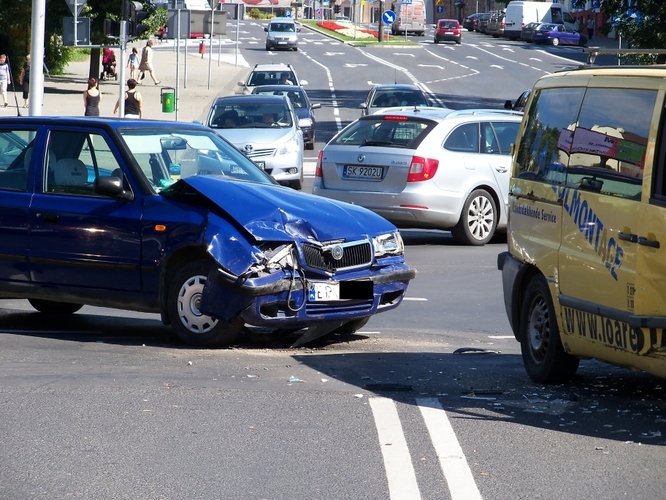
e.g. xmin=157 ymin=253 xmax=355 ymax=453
xmin=168 ymin=259 xmax=244 ymax=347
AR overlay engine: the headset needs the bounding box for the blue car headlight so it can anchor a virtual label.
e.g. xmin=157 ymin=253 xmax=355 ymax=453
xmin=373 ymin=231 xmax=404 ymax=257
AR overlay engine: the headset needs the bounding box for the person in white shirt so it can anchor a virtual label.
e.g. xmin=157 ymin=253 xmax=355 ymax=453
xmin=0 ymin=54 xmax=11 ymax=107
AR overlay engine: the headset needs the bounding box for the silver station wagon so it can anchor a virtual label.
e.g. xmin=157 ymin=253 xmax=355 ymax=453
xmin=312 ymin=108 xmax=522 ymax=245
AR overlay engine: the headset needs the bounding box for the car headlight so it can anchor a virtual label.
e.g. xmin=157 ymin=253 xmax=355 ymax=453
xmin=373 ymin=231 xmax=404 ymax=257
xmin=278 ymin=136 xmax=300 ymax=155
xmin=299 ymin=118 xmax=313 ymax=128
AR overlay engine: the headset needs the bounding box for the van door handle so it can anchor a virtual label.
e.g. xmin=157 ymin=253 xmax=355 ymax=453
xmin=638 ymin=236 xmax=660 ymax=249
xmin=618 ymin=231 xmax=637 ymax=243
xmin=494 ymin=166 xmax=508 ymax=173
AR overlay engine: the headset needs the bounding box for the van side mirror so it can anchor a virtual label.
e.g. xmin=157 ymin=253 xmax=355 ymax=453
xmin=504 ymin=99 xmax=514 ymax=110
xmin=264 ymin=27 xmax=268 ymax=32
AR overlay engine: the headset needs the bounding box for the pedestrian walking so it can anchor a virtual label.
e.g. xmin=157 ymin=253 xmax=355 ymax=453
xmin=0 ymin=54 xmax=11 ymax=107
xmin=587 ymin=17 xmax=595 ymax=39
xmin=127 ymin=47 xmax=139 ymax=80
xmin=138 ymin=39 xmax=160 ymax=85
xmin=83 ymin=77 xmax=101 ymax=116
xmin=113 ymin=78 xmax=143 ymax=118
xmin=18 ymin=54 xmax=30 ymax=108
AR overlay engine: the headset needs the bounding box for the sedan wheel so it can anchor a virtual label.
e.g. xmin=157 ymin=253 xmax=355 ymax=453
xmin=168 ymin=259 xmax=243 ymax=347
xmin=519 ymin=275 xmax=579 ymax=383
xmin=452 ymin=189 xmax=497 ymax=245
xmin=551 ymin=37 xmax=560 ymax=46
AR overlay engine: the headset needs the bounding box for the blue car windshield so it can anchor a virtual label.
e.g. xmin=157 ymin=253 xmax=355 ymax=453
xmin=119 ymin=128 xmax=274 ymax=192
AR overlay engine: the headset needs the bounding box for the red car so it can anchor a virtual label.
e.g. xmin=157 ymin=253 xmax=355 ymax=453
xmin=434 ymin=19 xmax=462 ymax=45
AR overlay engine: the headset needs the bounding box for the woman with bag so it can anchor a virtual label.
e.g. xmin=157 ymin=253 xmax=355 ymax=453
xmin=18 ymin=54 xmax=30 ymax=108
xmin=138 ymin=40 xmax=160 ymax=85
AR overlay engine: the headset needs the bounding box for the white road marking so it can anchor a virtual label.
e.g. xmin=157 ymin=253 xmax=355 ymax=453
xmin=417 ymin=398 xmax=483 ymax=500
xmin=369 ymin=397 xmax=422 ymax=500
xmin=488 ymin=335 xmax=514 ymax=339
xmin=403 ymin=297 xmax=428 ymax=301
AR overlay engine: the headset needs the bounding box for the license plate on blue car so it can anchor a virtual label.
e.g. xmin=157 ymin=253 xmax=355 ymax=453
xmin=307 ymin=281 xmax=340 ymax=302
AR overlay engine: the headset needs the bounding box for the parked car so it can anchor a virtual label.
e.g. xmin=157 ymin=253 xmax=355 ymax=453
xmin=486 ymin=10 xmax=506 ymax=38
xmin=359 ymin=83 xmax=430 ymax=117
xmin=0 ymin=117 xmax=414 ymax=348
xmin=531 ymin=23 xmax=587 ymax=46
xmin=205 ymin=94 xmax=304 ymax=189
xmin=434 ymin=19 xmax=462 ymax=45
xmin=312 ymin=108 xmax=523 ymax=245
xmin=520 ymin=22 xmax=541 ymax=42
xmin=462 ymin=13 xmax=481 ymax=31
xmin=251 ymin=85 xmax=320 ymax=150
xmin=236 ymin=63 xmax=304 ymax=95
xmin=477 ymin=12 xmax=492 ymax=33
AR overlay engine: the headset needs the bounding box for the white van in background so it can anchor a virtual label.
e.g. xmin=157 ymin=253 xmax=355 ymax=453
xmin=503 ymin=1 xmax=576 ymax=40
xmin=390 ymin=0 xmax=426 ymax=36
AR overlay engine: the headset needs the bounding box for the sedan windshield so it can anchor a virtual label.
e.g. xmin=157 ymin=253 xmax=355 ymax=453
xmin=208 ymin=103 xmax=293 ymax=129
xmin=119 ymin=128 xmax=274 ymax=192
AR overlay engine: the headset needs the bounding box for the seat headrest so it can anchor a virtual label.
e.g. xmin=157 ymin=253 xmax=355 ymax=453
xmin=53 ymin=158 xmax=87 ymax=186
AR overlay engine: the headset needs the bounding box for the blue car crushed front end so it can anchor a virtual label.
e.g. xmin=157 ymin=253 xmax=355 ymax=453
xmin=182 ymin=176 xmax=416 ymax=337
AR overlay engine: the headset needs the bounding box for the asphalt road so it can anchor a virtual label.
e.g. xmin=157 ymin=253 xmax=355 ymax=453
xmin=1 ymin=21 xmax=664 ymax=500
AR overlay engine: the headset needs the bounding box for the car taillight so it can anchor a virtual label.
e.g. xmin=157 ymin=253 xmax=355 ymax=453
xmin=407 ymin=156 xmax=438 ymax=182
xmin=315 ymin=150 xmax=323 ymax=177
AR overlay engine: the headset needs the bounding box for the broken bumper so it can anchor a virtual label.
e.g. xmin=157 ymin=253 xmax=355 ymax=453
xmin=201 ymin=263 xmax=416 ymax=327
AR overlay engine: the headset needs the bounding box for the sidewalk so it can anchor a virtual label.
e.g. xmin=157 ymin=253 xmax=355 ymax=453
xmin=2 ymin=40 xmax=249 ymax=123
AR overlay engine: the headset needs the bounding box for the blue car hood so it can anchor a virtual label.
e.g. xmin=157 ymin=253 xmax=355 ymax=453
xmin=182 ymin=176 xmax=396 ymax=242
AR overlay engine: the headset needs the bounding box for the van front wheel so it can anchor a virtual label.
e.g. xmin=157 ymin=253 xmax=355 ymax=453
xmin=519 ymin=275 xmax=579 ymax=383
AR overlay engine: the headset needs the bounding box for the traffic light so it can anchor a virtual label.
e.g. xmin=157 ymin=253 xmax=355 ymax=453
xmin=334 ymin=3 xmax=341 ymax=14
xmin=129 ymin=1 xmax=149 ymax=37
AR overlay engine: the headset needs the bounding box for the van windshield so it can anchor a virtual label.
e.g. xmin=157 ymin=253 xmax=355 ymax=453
xmin=271 ymin=23 xmax=295 ymax=32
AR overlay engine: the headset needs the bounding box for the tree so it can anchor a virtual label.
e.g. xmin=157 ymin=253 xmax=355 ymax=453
xmin=602 ymin=0 xmax=666 ymax=50
xmin=0 ymin=0 xmax=167 ymax=79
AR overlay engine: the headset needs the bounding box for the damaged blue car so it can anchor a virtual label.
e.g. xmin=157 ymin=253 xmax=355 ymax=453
xmin=0 ymin=117 xmax=415 ymax=347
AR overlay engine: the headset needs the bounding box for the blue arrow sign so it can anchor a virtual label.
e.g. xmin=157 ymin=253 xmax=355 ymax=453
xmin=383 ymin=10 xmax=396 ymax=24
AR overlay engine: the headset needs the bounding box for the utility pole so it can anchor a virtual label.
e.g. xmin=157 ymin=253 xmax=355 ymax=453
xmin=378 ymin=0 xmax=384 ymax=42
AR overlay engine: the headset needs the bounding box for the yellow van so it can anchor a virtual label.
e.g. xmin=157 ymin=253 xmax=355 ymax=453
xmin=498 ymin=66 xmax=666 ymax=383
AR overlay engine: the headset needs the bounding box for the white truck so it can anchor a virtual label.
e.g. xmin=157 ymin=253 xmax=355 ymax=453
xmin=503 ymin=1 xmax=577 ymax=40
xmin=390 ymin=0 xmax=426 ymax=36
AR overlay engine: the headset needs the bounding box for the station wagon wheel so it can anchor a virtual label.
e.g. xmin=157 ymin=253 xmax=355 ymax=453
xmin=28 ymin=299 xmax=83 ymax=315
xmin=168 ymin=260 xmax=243 ymax=347
xmin=519 ymin=275 xmax=579 ymax=384
xmin=452 ymin=189 xmax=497 ymax=245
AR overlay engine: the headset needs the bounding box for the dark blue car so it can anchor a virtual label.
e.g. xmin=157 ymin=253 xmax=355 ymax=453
xmin=531 ymin=23 xmax=587 ymax=46
xmin=0 ymin=117 xmax=415 ymax=347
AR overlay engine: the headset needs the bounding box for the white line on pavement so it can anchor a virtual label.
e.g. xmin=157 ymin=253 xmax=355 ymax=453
xmin=417 ymin=398 xmax=483 ymax=500
xmin=369 ymin=397 xmax=422 ymax=500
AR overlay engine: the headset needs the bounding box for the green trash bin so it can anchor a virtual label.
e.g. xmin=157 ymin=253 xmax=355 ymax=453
xmin=161 ymin=87 xmax=175 ymax=113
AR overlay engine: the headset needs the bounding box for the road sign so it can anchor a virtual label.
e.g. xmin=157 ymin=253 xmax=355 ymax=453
xmin=284 ymin=10 xmax=291 ymax=17
xmin=65 ymin=0 xmax=86 ymax=16
xmin=436 ymin=5 xmax=444 ymax=14
xmin=382 ymin=10 xmax=396 ymax=25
